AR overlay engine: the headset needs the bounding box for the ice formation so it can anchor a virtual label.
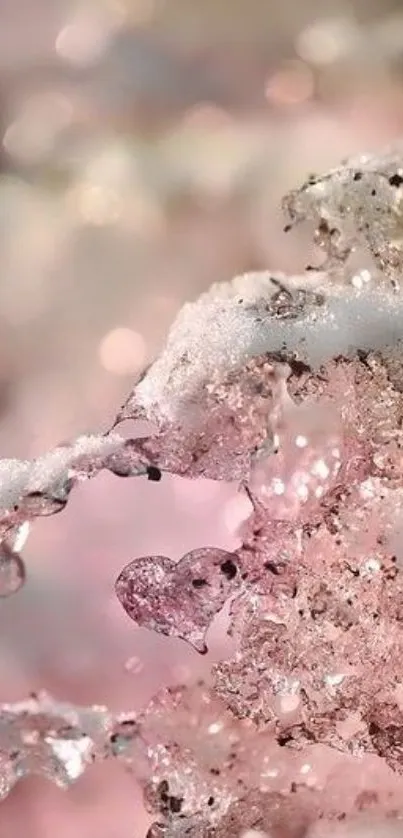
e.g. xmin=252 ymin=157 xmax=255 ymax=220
xmin=116 ymin=548 xmax=240 ymax=653
xmin=5 ymin=145 xmax=403 ymax=836
xmin=0 ymin=691 xmax=139 ymax=799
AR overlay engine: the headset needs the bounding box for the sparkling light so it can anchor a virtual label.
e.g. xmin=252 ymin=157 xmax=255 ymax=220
xmin=207 ymin=721 xmax=223 ymax=735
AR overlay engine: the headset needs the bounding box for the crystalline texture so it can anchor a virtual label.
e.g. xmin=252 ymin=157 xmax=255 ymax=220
xmin=0 ymin=433 xmax=159 ymax=541
xmin=118 ymin=147 xmax=403 ymax=836
xmin=115 ymin=548 xmax=241 ymax=653
xmin=140 ymin=680 xmax=403 ymax=838
xmin=6 ymin=145 xmax=403 ymax=838
xmin=0 ymin=692 xmax=138 ymax=796
xmin=115 ymin=260 xmax=403 ymax=482
xmin=283 ymin=144 xmax=403 ymax=288
xmin=118 ymin=272 xmax=327 ymax=427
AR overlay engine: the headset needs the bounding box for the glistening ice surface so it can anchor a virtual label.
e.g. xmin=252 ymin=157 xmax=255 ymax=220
xmin=5 ymin=146 xmax=403 ymax=837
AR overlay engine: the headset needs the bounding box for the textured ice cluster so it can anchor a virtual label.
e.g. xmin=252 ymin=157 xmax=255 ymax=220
xmin=0 ymin=691 xmax=139 ymax=799
xmin=5 ymin=145 xmax=403 ymax=837
xmin=283 ymin=142 xmax=403 ymax=288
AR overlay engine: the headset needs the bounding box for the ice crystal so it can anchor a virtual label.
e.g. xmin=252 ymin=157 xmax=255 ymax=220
xmin=116 ymin=548 xmax=241 ymax=653
xmin=125 ymin=144 xmax=403 ymax=836
xmin=117 ymin=272 xmax=327 ymax=427
xmin=0 ymin=692 xmax=138 ymax=797
xmin=6 ymin=144 xmax=403 ymax=838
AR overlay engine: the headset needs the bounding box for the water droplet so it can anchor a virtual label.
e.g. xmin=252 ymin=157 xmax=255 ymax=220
xmin=0 ymin=542 xmax=25 ymax=596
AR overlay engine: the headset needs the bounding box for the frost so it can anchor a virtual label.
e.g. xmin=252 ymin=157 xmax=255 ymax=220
xmin=47 ymin=736 xmax=93 ymax=782
xmin=0 ymin=432 xmax=159 ymax=540
xmin=0 ymin=691 xmax=138 ymax=796
xmin=117 ymin=271 xmax=326 ymax=427
xmin=132 ymin=281 xmax=403 ymax=427
xmin=249 ymin=399 xmax=343 ymax=521
xmin=115 ymin=548 xmax=241 ymax=653
xmin=6 ymin=145 xmax=403 ymax=838
xmin=283 ymin=144 xmax=403 ymax=289
xmin=112 ymin=261 xmax=403 ymax=483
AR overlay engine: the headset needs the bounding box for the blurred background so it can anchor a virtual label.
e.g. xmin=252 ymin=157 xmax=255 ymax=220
xmin=1 ymin=0 xmax=403 ymax=835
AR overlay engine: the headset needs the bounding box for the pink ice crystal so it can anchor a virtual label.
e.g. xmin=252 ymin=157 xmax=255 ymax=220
xmin=115 ymin=547 xmax=240 ymax=653
xmin=5 ymin=145 xmax=403 ymax=837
